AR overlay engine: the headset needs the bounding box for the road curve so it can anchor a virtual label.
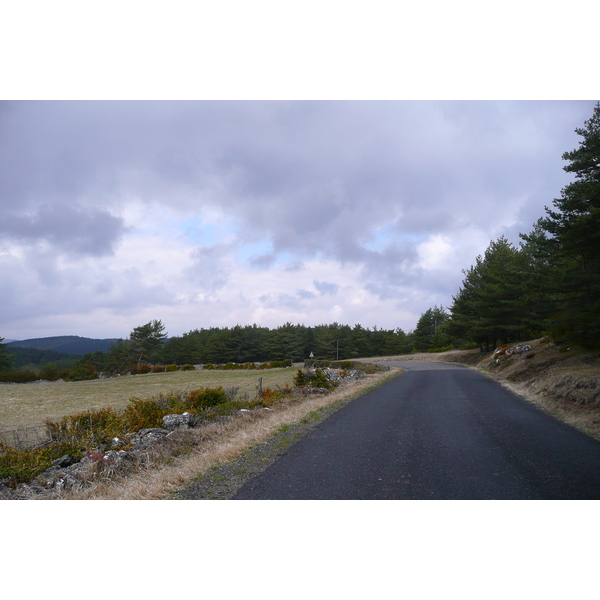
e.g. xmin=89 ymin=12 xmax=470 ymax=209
xmin=233 ymin=361 xmax=600 ymax=499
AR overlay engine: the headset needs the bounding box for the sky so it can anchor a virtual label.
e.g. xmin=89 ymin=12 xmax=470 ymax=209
xmin=1 ymin=2 xmax=598 ymax=342
xmin=1 ymin=99 xmax=596 ymax=341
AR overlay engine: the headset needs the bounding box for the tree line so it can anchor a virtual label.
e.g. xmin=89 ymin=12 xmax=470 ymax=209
xmin=1 ymin=321 xmax=417 ymax=381
xmin=443 ymin=102 xmax=600 ymax=352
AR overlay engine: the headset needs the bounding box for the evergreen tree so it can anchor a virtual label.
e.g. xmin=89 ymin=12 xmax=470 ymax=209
xmin=412 ymin=306 xmax=450 ymax=351
xmin=130 ymin=319 xmax=168 ymax=364
xmin=448 ymin=237 xmax=529 ymax=350
xmin=537 ymin=102 xmax=600 ymax=347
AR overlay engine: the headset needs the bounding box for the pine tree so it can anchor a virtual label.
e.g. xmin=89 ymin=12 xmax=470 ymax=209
xmin=538 ymin=102 xmax=600 ymax=347
xmin=448 ymin=237 xmax=530 ymax=350
xmin=129 ymin=319 xmax=168 ymax=364
xmin=412 ymin=306 xmax=450 ymax=352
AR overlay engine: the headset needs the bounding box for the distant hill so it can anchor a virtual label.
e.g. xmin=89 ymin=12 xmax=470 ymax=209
xmin=6 ymin=336 xmax=120 ymax=356
xmin=4 ymin=347 xmax=80 ymax=370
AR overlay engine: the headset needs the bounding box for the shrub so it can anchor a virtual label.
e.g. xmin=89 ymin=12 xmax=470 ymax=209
xmin=40 ymin=364 xmax=60 ymax=381
xmin=165 ymin=364 xmax=179 ymax=372
xmin=0 ymin=441 xmax=84 ymax=484
xmin=293 ymin=368 xmax=308 ymax=387
xmin=0 ymin=369 xmax=38 ymax=383
xmin=331 ymin=361 xmax=355 ymax=370
xmin=313 ymin=368 xmax=333 ymax=389
xmin=122 ymin=397 xmax=172 ymax=430
xmin=181 ymin=364 xmax=196 ymax=371
xmin=151 ymin=365 xmax=166 ymax=373
xmin=46 ymin=408 xmax=125 ymax=447
xmin=185 ymin=387 xmax=228 ymax=410
xmin=428 ymin=344 xmax=455 ymax=353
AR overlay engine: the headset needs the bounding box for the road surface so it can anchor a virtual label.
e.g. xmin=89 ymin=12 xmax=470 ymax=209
xmin=233 ymin=361 xmax=600 ymax=499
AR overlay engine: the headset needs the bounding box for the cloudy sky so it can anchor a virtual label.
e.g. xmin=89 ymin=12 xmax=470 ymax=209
xmin=0 ymin=99 xmax=596 ymax=340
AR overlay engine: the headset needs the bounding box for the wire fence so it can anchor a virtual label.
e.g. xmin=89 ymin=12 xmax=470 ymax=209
xmin=0 ymin=425 xmax=53 ymax=450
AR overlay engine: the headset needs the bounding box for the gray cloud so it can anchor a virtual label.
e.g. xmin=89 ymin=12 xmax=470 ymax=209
xmin=1 ymin=203 xmax=126 ymax=256
xmin=313 ymin=280 xmax=339 ymax=296
xmin=186 ymin=244 xmax=231 ymax=293
xmin=0 ymin=100 xmax=597 ymax=338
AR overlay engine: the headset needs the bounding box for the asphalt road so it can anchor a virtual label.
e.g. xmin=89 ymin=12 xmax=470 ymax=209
xmin=233 ymin=362 xmax=600 ymax=499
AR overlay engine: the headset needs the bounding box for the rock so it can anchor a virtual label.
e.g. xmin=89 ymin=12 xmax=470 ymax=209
xmin=494 ymin=343 xmax=534 ymax=360
xmin=343 ymin=369 xmax=366 ymax=380
xmin=162 ymin=413 xmax=198 ymax=430
xmin=130 ymin=428 xmax=170 ymax=446
xmin=323 ymin=369 xmax=342 ymax=384
xmin=52 ymin=454 xmax=77 ymax=468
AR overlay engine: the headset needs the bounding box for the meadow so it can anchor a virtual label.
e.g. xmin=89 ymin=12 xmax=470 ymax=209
xmin=0 ymin=367 xmax=297 ymax=432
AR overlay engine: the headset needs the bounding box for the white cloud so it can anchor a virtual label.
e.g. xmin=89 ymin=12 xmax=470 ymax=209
xmin=416 ymin=235 xmax=454 ymax=271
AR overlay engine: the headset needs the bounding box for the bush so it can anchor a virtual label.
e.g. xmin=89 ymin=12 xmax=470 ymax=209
xmin=293 ymin=368 xmax=308 ymax=387
xmin=428 ymin=344 xmax=455 ymax=353
xmin=0 ymin=441 xmax=84 ymax=484
xmin=312 ymin=368 xmax=333 ymax=389
xmin=185 ymin=387 xmax=228 ymax=410
xmin=181 ymin=364 xmax=196 ymax=371
xmin=0 ymin=369 xmax=38 ymax=383
xmin=46 ymin=408 xmax=125 ymax=447
xmin=331 ymin=361 xmax=355 ymax=370
xmin=165 ymin=364 xmax=179 ymax=372
xmin=131 ymin=363 xmax=152 ymax=375
xmin=151 ymin=365 xmax=166 ymax=373
xmin=123 ymin=396 xmax=175 ymax=430
xmin=68 ymin=363 xmax=99 ymax=381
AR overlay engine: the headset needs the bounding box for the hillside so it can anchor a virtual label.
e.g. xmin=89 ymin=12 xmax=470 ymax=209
xmin=6 ymin=336 xmax=119 ymax=356
xmin=4 ymin=347 xmax=80 ymax=370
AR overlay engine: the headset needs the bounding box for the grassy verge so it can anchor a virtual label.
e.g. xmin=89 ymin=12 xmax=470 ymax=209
xmin=39 ymin=368 xmax=401 ymax=500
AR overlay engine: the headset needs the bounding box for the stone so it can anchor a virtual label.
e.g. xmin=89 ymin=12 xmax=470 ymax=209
xmin=51 ymin=454 xmax=77 ymax=468
xmin=343 ymin=369 xmax=366 ymax=380
xmin=162 ymin=413 xmax=198 ymax=430
xmin=130 ymin=428 xmax=170 ymax=446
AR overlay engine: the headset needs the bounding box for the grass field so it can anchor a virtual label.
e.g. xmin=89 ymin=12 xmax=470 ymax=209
xmin=0 ymin=367 xmax=298 ymax=432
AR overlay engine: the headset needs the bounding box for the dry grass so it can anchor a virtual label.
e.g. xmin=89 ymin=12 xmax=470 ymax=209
xmin=0 ymin=367 xmax=297 ymax=432
xmin=52 ymin=369 xmax=400 ymax=500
